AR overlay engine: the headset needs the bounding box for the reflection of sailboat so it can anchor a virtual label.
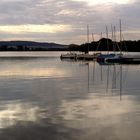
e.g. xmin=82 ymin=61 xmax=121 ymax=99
xmin=93 ymin=60 xmax=96 ymax=85
xmin=112 ymin=64 xmax=117 ymax=89
xmin=106 ymin=65 xmax=110 ymax=92
xmin=119 ymin=64 xmax=123 ymax=100
xmin=112 ymin=64 xmax=123 ymax=100
xmin=98 ymin=62 xmax=123 ymax=99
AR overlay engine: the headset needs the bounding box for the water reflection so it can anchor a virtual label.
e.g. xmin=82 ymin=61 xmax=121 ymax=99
xmin=0 ymin=101 xmax=46 ymax=129
xmin=0 ymin=52 xmax=139 ymax=140
xmin=59 ymin=95 xmax=138 ymax=121
xmin=0 ymin=67 xmax=66 ymax=78
xmin=0 ymin=58 xmax=67 ymax=79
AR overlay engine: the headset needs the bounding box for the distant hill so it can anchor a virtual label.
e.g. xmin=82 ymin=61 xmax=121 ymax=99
xmin=0 ymin=41 xmax=68 ymax=51
xmin=1 ymin=39 xmax=140 ymax=52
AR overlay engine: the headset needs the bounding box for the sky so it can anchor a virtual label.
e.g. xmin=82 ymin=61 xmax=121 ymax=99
xmin=0 ymin=0 xmax=139 ymax=44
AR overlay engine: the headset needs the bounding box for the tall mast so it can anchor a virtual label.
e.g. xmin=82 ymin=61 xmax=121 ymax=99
xmin=120 ymin=19 xmax=122 ymax=42
xmin=106 ymin=26 xmax=109 ymax=54
xmin=101 ymin=32 xmax=102 ymax=38
xmin=92 ymin=33 xmax=94 ymax=42
xmin=111 ymin=24 xmax=113 ymax=40
xmin=114 ymin=26 xmax=116 ymax=53
xmin=120 ymin=19 xmax=122 ymax=53
xmin=87 ymin=24 xmax=89 ymax=54
xmin=111 ymin=24 xmax=114 ymax=52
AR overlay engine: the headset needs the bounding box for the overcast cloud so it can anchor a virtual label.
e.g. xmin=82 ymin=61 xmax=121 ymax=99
xmin=0 ymin=0 xmax=139 ymax=44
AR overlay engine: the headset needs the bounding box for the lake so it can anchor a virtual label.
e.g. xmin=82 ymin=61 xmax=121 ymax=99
xmin=0 ymin=51 xmax=139 ymax=140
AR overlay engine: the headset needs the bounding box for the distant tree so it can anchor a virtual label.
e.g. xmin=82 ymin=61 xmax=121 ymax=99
xmin=17 ymin=45 xmax=24 ymax=51
xmin=0 ymin=45 xmax=8 ymax=51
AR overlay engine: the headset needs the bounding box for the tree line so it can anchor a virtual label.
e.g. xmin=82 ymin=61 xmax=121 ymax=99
xmin=68 ymin=38 xmax=140 ymax=52
xmin=0 ymin=39 xmax=140 ymax=52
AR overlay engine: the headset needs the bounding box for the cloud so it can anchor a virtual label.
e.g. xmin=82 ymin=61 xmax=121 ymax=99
xmin=0 ymin=0 xmax=139 ymax=44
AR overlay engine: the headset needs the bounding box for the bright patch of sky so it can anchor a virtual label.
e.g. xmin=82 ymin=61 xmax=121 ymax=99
xmin=0 ymin=24 xmax=71 ymax=34
xmin=73 ymin=0 xmax=133 ymax=5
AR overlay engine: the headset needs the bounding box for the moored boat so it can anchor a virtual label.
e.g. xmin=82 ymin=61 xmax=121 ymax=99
xmin=97 ymin=53 xmax=116 ymax=62
xmin=60 ymin=53 xmax=77 ymax=59
xmin=106 ymin=54 xmax=140 ymax=64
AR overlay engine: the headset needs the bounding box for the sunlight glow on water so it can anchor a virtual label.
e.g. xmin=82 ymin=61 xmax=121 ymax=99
xmin=0 ymin=101 xmax=46 ymax=129
xmin=0 ymin=67 xmax=66 ymax=78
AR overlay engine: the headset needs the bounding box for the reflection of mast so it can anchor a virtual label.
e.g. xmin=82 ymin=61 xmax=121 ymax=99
xmin=111 ymin=33 xmax=117 ymax=90
xmin=93 ymin=60 xmax=96 ymax=86
xmin=100 ymin=64 xmax=103 ymax=81
xmin=112 ymin=65 xmax=117 ymax=89
xmin=106 ymin=65 xmax=110 ymax=92
xmin=87 ymin=62 xmax=90 ymax=93
xmin=120 ymin=64 xmax=122 ymax=100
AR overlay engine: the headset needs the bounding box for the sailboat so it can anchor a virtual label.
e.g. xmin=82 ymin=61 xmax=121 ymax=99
xmin=61 ymin=25 xmax=95 ymax=61
xmin=106 ymin=20 xmax=140 ymax=64
xmin=106 ymin=20 xmax=124 ymax=63
xmin=96 ymin=26 xmax=116 ymax=62
xmin=77 ymin=25 xmax=98 ymax=61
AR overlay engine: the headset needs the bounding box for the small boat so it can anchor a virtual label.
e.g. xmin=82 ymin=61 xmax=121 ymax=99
xmin=76 ymin=53 xmax=85 ymax=60
xmin=76 ymin=53 xmax=101 ymax=60
xmin=96 ymin=26 xmax=116 ymax=62
xmin=105 ymin=54 xmax=123 ymax=63
xmin=106 ymin=54 xmax=140 ymax=64
xmin=122 ymin=55 xmax=140 ymax=64
xmin=85 ymin=53 xmax=101 ymax=60
xmin=97 ymin=20 xmax=123 ymax=63
xmin=97 ymin=53 xmax=116 ymax=62
xmin=60 ymin=53 xmax=77 ymax=59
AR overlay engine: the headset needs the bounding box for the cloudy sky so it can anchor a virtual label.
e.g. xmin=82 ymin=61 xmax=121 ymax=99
xmin=0 ymin=0 xmax=139 ymax=44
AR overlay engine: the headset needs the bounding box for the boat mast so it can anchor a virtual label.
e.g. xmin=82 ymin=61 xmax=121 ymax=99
xmin=96 ymin=32 xmax=102 ymax=52
xmin=111 ymin=24 xmax=114 ymax=52
xmin=111 ymin=24 xmax=117 ymax=53
xmin=92 ymin=33 xmax=94 ymax=42
xmin=87 ymin=24 xmax=89 ymax=54
xmin=106 ymin=26 xmax=109 ymax=54
xmin=114 ymin=26 xmax=117 ymax=53
xmin=120 ymin=19 xmax=122 ymax=54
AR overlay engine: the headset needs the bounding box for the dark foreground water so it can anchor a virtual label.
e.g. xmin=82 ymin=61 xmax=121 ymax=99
xmin=0 ymin=52 xmax=140 ymax=140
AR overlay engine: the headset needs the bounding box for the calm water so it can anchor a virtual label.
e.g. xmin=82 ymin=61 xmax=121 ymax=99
xmin=0 ymin=51 xmax=139 ymax=140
